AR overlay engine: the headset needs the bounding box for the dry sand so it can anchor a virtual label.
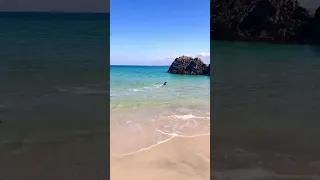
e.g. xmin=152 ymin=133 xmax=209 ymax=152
xmin=111 ymin=135 xmax=210 ymax=180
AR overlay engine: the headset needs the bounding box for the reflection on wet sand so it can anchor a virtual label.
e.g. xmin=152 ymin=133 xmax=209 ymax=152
xmin=110 ymin=108 xmax=210 ymax=180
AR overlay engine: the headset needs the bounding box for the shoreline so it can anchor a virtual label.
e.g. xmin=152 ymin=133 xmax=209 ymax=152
xmin=110 ymin=107 xmax=210 ymax=180
xmin=110 ymin=65 xmax=210 ymax=179
xmin=111 ymin=135 xmax=210 ymax=180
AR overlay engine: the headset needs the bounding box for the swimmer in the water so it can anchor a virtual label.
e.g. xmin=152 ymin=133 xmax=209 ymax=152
xmin=163 ymin=82 xmax=167 ymax=86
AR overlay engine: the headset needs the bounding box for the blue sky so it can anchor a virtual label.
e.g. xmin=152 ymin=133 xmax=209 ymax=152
xmin=110 ymin=0 xmax=210 ymax=65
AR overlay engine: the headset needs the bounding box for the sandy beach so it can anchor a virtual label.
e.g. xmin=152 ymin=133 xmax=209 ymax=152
xmin=110 ymin=65 xmax=210 ymax=180
xmin=111 ymin=135 xmax=210 ymax=180
xmin=110 ymin=103 xmax=210 ymax=180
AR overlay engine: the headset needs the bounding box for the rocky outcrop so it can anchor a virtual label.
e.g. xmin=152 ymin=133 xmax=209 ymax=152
xmin=211 ymin=0 xmax=320 ymax=44
xmin=168 ymin=56 xmax=210 ymax=76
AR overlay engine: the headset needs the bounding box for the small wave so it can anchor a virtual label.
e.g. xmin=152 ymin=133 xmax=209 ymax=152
xmin=110 ymin=108 xmax=210 ymax=157
xmin=153 ymin=111 xmax=210 ymax=136
xmin=127 ymin=84 xmax=162 ymax=92
xmin=111 ymin=113 xmax=210 ymax=157
xmin=128 ymin=88 xmax=147 ymax=92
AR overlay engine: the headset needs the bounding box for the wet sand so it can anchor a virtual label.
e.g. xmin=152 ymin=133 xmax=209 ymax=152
xmin=110 ymin=106 xmax=210 ymax=180
xmin=111 ymin=135 xmax=210 ymax=180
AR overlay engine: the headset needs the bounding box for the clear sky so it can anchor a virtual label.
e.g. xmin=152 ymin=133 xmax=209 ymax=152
xmin=110 ymin=0 xmax=210 ymax=65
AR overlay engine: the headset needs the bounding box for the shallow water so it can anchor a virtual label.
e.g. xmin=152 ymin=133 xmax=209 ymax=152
xmin=110 ymin=65 xmax=210 ymax=155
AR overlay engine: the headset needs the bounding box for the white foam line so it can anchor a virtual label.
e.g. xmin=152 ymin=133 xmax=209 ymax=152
xmin=111 ymin=118 xmax=210 ymax=158
xmin=153 ymin=118 xmax=210 ymax=138
xmin=154 ymin=128 xmax=210 ymax=138
xmin=111 ymin=132 xmax=210 ymax=158
xmin=111 ymin=135 xmax=175 ymax=157
xmin=165 ymin=110 xmax=210 ymax=120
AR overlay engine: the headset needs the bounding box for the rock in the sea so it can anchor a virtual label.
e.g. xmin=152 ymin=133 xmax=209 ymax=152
xmin=168 ymin=56 xmax=210 ymax=75
xmin=211 ymin=0 xmax=320 ymax=44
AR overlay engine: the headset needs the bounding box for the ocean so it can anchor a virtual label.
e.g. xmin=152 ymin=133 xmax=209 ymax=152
xmin=211 ymin=40 xmax=320 ymax=177
xmin=0 ymin=13 xmax=109 ymax=179
xmin=110 ymin=65 xmax=210 ymax=155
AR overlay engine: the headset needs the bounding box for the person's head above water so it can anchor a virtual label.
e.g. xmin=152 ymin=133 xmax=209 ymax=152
xmin=163 ymin=82 xmax=167 ymax=86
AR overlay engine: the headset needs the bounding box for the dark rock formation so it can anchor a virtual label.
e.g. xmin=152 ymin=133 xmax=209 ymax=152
xmin=211 ymin=0 xmax=320 ymax=44
xmin=168 ymin=56 xmax=210 ymax=75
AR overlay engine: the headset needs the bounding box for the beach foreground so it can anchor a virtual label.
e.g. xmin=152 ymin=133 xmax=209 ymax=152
xmin=110 ymin=66 xmax=210 ymax=179
xmin=110 ymin=108 xmax=210 ymax=180
xmin=111 ymin=135 xmax=210 ymax=180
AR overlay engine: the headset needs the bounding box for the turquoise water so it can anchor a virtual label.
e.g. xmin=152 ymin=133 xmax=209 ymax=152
xmin=110 ymin=65 xmax=210 ymax=109
xmin=110 ymin=65 xmax=210 ymax=155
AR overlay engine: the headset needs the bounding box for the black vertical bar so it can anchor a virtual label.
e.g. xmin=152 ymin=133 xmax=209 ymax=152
xmin=211 ymin=0 xmax=320 ymax=179
xmin=0 ymin=1 xmax=110 ymax=180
